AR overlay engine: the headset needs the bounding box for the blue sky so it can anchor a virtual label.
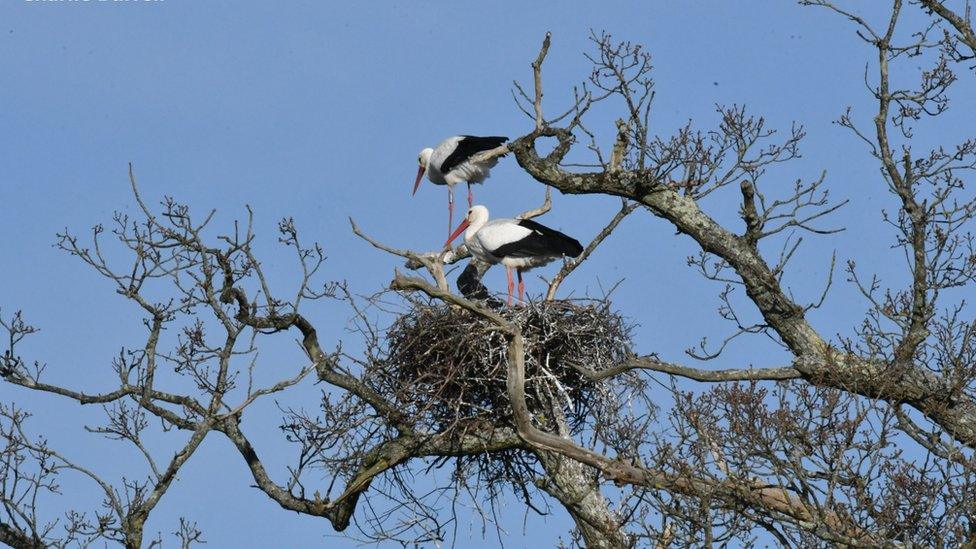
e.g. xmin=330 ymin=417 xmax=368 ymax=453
xmin=2 ymin=1 xmax=973 ymax=546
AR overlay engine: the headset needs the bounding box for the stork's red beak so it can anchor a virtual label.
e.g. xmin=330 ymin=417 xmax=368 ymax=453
xmin=444 ymin=219 xmax=470 ymax=249
xmin=412 ymin=166 xmax=426 ymax=196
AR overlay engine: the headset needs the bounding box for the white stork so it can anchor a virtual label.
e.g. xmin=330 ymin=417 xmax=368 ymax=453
xmin=444 ymin=205 xmax=584 ymax=305
xmin=413 ymin=135 xmax=508 ymax=235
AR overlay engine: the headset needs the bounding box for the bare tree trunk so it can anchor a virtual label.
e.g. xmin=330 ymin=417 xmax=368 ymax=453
xmin=529 ymin=399 xmax=630 ymax=549
xmin=534 ymin=448 xmax=631 ymax=549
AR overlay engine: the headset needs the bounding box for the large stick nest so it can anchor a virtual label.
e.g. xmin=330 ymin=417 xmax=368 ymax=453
xmin=377 ymin=300 xmax=632 ymax=434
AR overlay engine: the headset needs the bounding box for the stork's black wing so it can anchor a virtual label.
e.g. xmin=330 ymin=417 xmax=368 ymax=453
xmin=492 ymin=219 xmax=583 ymax=259
xmin=439 ymin=135 xmax=508 ymax=174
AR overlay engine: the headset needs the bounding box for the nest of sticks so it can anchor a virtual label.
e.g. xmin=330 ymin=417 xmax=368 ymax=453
xmin=378 ymin=299 xmax=632 ymax=434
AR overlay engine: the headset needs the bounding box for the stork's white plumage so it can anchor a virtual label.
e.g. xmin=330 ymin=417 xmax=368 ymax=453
xmin=413 ymin=135 xmax=508 ymax=235
xmin=445 ymin=205 xmax=583 ymax=305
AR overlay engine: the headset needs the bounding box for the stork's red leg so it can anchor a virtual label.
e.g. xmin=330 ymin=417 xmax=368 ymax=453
xmin=447 ymin=186 xmax=455 ymax=238
xmin=467 ymin=182 xmax=474 ymax=207
xmin=517 ymin=269 xmax=525 ymax=303
xmin=506 ymin=267 xmax=514 ymax=306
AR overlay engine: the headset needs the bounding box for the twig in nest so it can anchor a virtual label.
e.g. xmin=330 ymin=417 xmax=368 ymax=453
xmin=374 ymin=299 xmax=631 ymax=436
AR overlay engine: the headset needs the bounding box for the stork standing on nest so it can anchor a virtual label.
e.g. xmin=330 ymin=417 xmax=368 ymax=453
xmin=445 ymin=205 xmax=583 ymax=305
xmin=413 ymin=135 xmax=508 ymax=236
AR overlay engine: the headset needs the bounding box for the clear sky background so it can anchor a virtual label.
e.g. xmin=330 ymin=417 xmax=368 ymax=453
xmin=2 ymin=1 xmax=974 ymax=547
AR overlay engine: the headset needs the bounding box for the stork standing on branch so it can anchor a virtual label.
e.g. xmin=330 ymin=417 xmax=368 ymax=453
xmin=444 ymin=205 xmax=583 ymax=305
xmin=414 ymin=135 xmax=508 ymax=235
